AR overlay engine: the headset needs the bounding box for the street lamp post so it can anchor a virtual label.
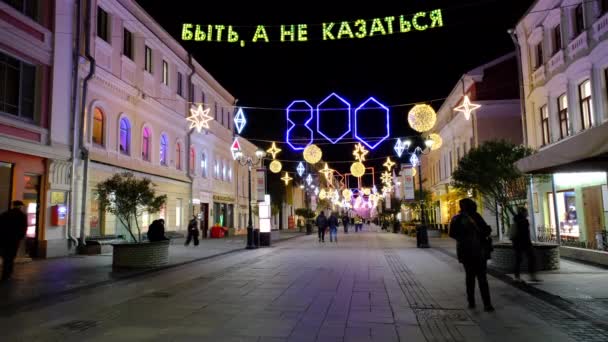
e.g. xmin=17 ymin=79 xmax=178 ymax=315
xmin=235 ymin=148 xmax=267 ymax=249
xmin=403 ymin=138 xmax=435 ymax=226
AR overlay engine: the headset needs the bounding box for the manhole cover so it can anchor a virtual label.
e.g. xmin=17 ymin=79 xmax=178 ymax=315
xmin=414 ymin=308 xmax=471 ymax=322
xmin=53 ymin=320 xmax=99 ymax=332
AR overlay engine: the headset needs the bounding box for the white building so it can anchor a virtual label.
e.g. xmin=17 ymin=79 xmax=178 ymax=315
xmin=515 ymin=0 xmax=608 ymax=249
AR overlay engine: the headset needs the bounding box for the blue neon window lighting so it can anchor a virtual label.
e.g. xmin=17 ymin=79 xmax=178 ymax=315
xmin=316 ymin=92 xmax=351 ymax=144
xmin=286 ymin=100 xmax=314 ymax=151
xmin=354 ymin=97 xmax=390 ymax=150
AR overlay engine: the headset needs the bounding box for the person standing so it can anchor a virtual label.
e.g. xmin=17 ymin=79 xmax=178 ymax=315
xmin=328 ymin=212 xmax=339 ymax=243
xmin=185 ymin=216 xmax=200 ymax=246
xmin=0 ymin=201 xmax=28 ymax=281
xmin=316 ymin=211 xmax=328 ymax=243
xmin=148 ymin=219 xmax=168 ymax=242
xmin=342 ymin=213 xmax=350 ymax=234
xmin=512 ymin=207 xmax=540 ymax=282
xmin=449 ymin=198 xmax=495 ymax=312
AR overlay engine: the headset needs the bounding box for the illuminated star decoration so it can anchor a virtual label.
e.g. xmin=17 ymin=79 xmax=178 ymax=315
xmin=234 ymin=107 xmax=247 ymax=134
xmin=306 ymin=173 xmax=313 ymax=186
xmin=320 ymin=163 xmax=333 ymax=180
xmin=454 ymin=95 xmax=481 ymax=121
xmin=296 ymin=162 xmax=305 ymax=177
xmin=352 ymin=143 xmax=369 ymax=162
xmin=281 ymin=172 xmax=293 ymax=186
xmin=383 ymin=157 xmax=396 ymax=171
xmin=394 ymin=138 xmax=406 ymax=158
xmin=266 ymin=142 xmax=282 ymax=159
xmin=409 ymin=153 xmax=419 ymax=168
xmin=187 ymin=105 xmax=213 ymax=132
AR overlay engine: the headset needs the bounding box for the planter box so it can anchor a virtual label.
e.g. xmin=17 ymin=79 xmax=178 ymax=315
xmin=112 ymin=240 xmax=170 ymax=268
xmin=490 ymin=242 xmax=560 ymax=271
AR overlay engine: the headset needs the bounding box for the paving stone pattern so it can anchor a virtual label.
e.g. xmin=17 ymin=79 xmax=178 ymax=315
xmin=0 ymin=230 xmax=598 ymax=341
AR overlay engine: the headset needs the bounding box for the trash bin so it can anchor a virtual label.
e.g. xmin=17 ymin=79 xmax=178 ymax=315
xmin=253 ymin=228 xmax=260 ymax=247
xmin=393 ymin=221 xmax=400 ymax=234
xmin=416 ymin=224 xmax=429 ymax=248
xmin=306 ymin=223 xmax=313 ymax=235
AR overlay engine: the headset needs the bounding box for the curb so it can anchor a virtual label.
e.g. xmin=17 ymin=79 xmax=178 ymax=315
xmin=0 ymin=233 xmax=305 ymax=316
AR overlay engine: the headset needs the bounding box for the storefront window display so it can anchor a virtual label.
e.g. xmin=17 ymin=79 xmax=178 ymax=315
xmin=548 ymin=190 xmax=579 ymax=238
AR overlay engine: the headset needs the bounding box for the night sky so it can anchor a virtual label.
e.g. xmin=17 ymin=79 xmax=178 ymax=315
xmin=136 ymin=0 xmax=533 ymax=182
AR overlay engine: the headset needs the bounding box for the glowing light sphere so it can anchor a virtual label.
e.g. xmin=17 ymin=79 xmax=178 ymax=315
xmin=350 ymin=162 xmax=366 ymax=178
xmin=408 ymin=104 xmax=437 ymax=132
xmin=303 ymin=144 xmax=322 ymax=164
xmin=269 ymin=160 xmax=282 ymax=173
xmin=428 ymin=133 xmax=442 ymax=150
xmin=342 ymin=189 xmax=352 ymax=200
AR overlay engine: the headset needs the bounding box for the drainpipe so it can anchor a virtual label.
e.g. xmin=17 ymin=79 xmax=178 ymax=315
xmin=78 ymin=0 xmax=95 ymax=246
xmin=67 ymin=0 xmax=82 ymax=248
xmin=508 ymin=28 xmax=528 ymax=146
xmin=187 ymin=54 xmax=196 ymax=220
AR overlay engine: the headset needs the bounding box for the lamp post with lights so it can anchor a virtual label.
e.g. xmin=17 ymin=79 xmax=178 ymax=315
xmin=402 ymin=138 xmax=435 ymax=229
xmin=235 ymin=148 xmax=267 ymax=249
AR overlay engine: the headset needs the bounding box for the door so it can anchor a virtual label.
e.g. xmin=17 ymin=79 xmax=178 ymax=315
xmin=200 ymin=203 xmax=209 ymax=232
xmin=583 ymin=186 xmax=604 ymax=248
xmin=23 ymin=174 xmax=41 ymax=257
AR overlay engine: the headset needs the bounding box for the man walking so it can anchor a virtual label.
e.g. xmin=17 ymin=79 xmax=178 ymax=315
xmin=449 ymin=198 xmax=495 ymax=312
xmin=185 ymin=216 xmax=200 ymax=246
xmin=328 ymin=212 xmax=339 ymax=243
xmin=0 ymin=201 xmax=28 ymax=281
xmin=354 ymin=216 xmax=363 ymax=232
xmin=316 ymin=211 xmax=328 ymax=243
xmin=342 ymin=213 xmax=350 ymax=234
xmin=512 ymin=207 xmax=540 ymax=282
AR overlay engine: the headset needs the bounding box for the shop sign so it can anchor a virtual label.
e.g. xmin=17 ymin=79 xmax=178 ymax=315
xmin=213 ymin=195 xmax=235 ymax=203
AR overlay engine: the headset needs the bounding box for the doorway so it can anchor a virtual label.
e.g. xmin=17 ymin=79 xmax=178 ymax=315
xmin=0 ymin=162 xmax=13 ymax=213
xmin=583 ymin=186 xmax=605 ymax=248
xmin=200 ymin=203 xmax=209 ymax=238
xmin=23 ymin=174 xmax=41 ymax=257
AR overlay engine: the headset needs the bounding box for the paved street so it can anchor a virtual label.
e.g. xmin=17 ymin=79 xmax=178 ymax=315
xmin=2 ymin=231 xmax=608 ymax=341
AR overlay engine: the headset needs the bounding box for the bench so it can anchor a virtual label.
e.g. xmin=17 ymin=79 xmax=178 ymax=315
xmin=82 ymin=235 xmax=126 ymax=255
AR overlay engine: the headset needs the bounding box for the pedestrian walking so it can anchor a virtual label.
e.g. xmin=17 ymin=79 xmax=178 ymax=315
xmin=185 ymin=216 xmax=200 ymax=246
xmin=511 ymin=207 xmax=540 ymax=282
xmin=354 ymin=216 xmax=363 ymax=232
xmin=147 ymin=219 xmax=168 ymax=242
xmin=449 ymin=198 xmax=495 ymax=312
xmin=342 ymin=213 xmax=350 ymax=234
xmin=329 ymin=212 xmax=339 ymax=243
xmin=316 ymin=211 xmax=328 ymax=243
xmin=0 ymin=200 xmax=28 ymax=281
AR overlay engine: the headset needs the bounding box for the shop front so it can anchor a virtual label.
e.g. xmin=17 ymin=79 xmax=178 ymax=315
xmin=212 ymin=194 xmax=234 ymax=232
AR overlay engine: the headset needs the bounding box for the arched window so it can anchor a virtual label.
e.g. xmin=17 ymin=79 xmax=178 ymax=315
xmin=201 ymin=153 xmax=207 ymax=177
xmin=175 ymin=142 xmax=182 ymax=170
xmin=142 ymin=127 xmax=151 ymax=161
xmin=92 ymin=108 xmax=104 ymax=145
xmin=119 ymin=118 xmax=131 ymax=155
xmin=189 ymin=147 xmax=195 ymax=174
xmin=160 ymin=134 xmax=168 ymax=166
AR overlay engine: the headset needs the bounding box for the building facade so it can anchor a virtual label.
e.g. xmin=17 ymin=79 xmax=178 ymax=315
xmin=515 ymin=0 xmax=608 ymax=249
xmin=421 ymin=53 xmax=523 ymax=236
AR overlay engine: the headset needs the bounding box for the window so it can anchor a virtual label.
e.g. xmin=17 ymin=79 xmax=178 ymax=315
xmin=123 ymin=28 xmax=133 ymax=59
xmin=221 ymin=107 xmax=224 ymax=126
xmin=175 ymin=199 xmax=182 ymax=229
xmin=145 ymin=46 xmax=152 ymax=73
xmin=574 ymin=4 xmax=584 ymax=37
xmin=97 ymin=7 xmax=110 ymax=42
xmin=579 ymin=80 xmax=594 ymax=130
xmin=189 ymin=82 xmax=194 ymax=101
xmin=5 ymin=0 xmax=39 ymax=21
xmin=119 ymin=118 xmax=131 ymax=154
xmin=214 ymin=159 xmax=219 ymax=179
xmin=177 ymin=72 xmax=183 ymax=97
xmin=540 ymin=105 xmax=550 ymax=146
xmin=142 ymin=127 xmax=151 ymax=161
xmin=160 ymin=134 xmax=168 ymax=166
xmin=552 ymin=25 xmax=561 ymax=54
xmin=228 ymin=109 xmax=231 ymax=130
xmin=222 ymin=160 xmax=227 ymax=181
xmin=0 ymin=52 xmax=35 ymax=120
xmin=535 ymin=43 xmax=543 ymax=68
xmin=92 ymin=108 xmax=104 ymax=145
xmin=175 ymin=143 xmax=182 ymax=170
xmin=602 ymin=0 xmax=608 ymax=15
xmin=162 ymin=60 xmax=169 ymax=86
xmin=558 ymin=94 xmax=570 ymax=138
xmin=189 ymin=147 xmax=195 ymax=174
xmin=448 ymin=151 xmax=453 ymax=173
xmin=201 ymin=153 xmax=207 ymax=177
xmin=201 ymin=92 xmax=206 ymax=108
xmin=214 ymin=102 xmax=218 ymax=120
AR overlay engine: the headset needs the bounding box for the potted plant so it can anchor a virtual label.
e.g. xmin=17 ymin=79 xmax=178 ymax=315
xmin=295 ymin=208 xmax=315 ymax=235
xmin=96 ymin=172 xmax=168 ymax=268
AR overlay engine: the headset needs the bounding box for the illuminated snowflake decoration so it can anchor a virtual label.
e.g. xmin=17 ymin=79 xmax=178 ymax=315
xmin=381 ymin=171 xmax=392 ymax=184
xmin=306 ymin=173 xmax=313 ymax=186
xmin=394 ymin=138 xmax=406 ymax=158
xmin=314 ymin=187 xmax=320 ymax=196
xmin=234 ymin=107 xmax=247 ymax=134
xmin=296 ymin=162 xmax=305 ymax=177
xmin=187 ymin=105 xmax=214 ymax=132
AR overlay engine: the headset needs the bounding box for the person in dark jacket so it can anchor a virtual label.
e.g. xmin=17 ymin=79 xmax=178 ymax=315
xmin=342 ymin=214 xmax=350 ymax=234
xmin=328 ymin=212 xmax=339 ymax=243
xmin=512 ymin=207 xmax=539 ymax=282
xmin=147 ymin=219 xmax=168 ymax=242
xmin=0 ymin=200 xmax=28 ymax=281
xmin=316 ymin=211 xmax=328 ymax=243
xmin=449 ymin=198 xmax=495 ymax=312
xmin=185 ymin=216 xmax=200 ymax=246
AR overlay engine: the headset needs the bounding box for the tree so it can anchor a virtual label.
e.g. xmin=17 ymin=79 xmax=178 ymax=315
xmin=96 ymin=172 xmax=167 ymax=242
xmin=451 ymin=140 xmax=534 ymax=230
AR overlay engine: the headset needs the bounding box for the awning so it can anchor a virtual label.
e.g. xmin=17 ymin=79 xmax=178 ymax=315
xmin=516 ymin=120 xmax=608 ymax=174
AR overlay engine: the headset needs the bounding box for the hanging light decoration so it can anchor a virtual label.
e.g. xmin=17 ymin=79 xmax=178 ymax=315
xmin=409 ymin=153 xmax=419 ymax=168
xmin=363 ymin=188 xmax=371 ymax=196
xmin=296 ymin=162 xmax=305 ymax=177
xmin=342 ymin=189 xmax=352 ymax=200
xmin=281 ymin=172 xmax=293 ymax=186
xmin=454 ymin=95 xmax=481 ymax=121
xmin=411 ymin=167 xmax=417 ymax=177
xmin=314 ymin=187 xmax=320 ymax=196
xmin=266 ymin=142 xmax=282 ymax=159
xmin=383 ymin=157 xmax=396 ymax=171
xmin=319 ymin=188 xmax=327 ymax=200
xmin=303 ymin=144 xmax=322 ymax=164
xmin=269 ymin=160 xmax=282 ymax=173
xmin=320 ymin=163 xmax=333 ymax=180
xmin=350 ymin=162 xmax=366 ymax=178
xmin=407 ymin=104 xmax=437 ymax=132
xmin=352 ymin=143 xmax=369 ymax=162
xmin=428 ymin=133 xmax=442 ymax=150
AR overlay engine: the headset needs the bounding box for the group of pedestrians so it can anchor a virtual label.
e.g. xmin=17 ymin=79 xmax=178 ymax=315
xmin=315 ymin=212 xmax=367 ymax=243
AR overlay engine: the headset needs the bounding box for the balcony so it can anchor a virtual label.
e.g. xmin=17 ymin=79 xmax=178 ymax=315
xmin=593 ymin=11 xmax=608 ymax=41
xmin=568 ymin=31 xmax=588 ymax=59
xmin=532 ymin=65 xmax=546 ymax=87
xmin=547 ymin=50 xmax=564 ymax=75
